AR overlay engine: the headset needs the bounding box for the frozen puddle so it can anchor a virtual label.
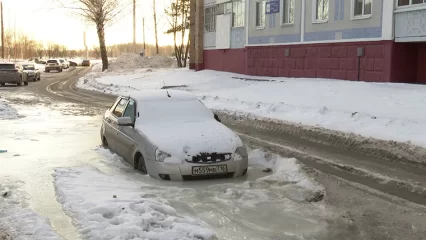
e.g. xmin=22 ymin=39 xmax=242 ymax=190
xmin=54 ymin=148 xmax=333 ymax=240
xmin=0 ymin=179 xmax=62 ymax=240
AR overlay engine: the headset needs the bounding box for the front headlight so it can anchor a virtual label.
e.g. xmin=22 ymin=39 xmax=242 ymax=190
xmin=155 ymin=149 xmax=171 ymax=162
xmin=234 ymin=146 xmax=248 ymax=161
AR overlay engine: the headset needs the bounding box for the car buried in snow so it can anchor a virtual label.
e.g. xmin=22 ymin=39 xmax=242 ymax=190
xmin=100 ymin=90 xmax=248 ymax=180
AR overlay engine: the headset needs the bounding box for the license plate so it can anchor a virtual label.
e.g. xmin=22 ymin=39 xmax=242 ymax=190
xmin=192 ymin=165 xmax=227 ymax=175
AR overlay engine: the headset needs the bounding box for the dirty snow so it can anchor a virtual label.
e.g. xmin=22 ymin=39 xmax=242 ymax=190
xmin=78 ymin=65 xmax=426 ymax=148
xmin=94 ymin=147 xmax=330 ymax=239
xmin=0 ymin=100 xmax=19 ymax=120
xmin=0 ymin=179 xmax=62 ymax=240
xmin=53 ymin=167 xmax=217 ymax=240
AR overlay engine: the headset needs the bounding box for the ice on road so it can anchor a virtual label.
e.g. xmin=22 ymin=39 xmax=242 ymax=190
xmin=54 ymin=167 xmax=216 ymax=240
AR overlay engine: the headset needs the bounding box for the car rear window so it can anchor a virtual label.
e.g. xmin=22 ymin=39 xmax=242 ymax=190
xmin=23 ymin=65 xmax=35 ymax=70
xmin=47 ymin=60 xmax=57 ymax=63
xmin=0 ymin=64 xmax=15 ymax=70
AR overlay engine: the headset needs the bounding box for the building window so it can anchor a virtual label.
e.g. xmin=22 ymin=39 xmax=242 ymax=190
xmin=255 ymin=0 xmax=266 ymax=28
xmin=281 ymin=0 xmax=295 ymax=24
xmin=313 ymin=0 xmax=329 ymax=22
xmin=232 ymin=0 xmax=245 ymax=27
xmin=353 ymin=0 xmax=372 ymax=17
xmin=398 ymin=0 xmax=426 ymax=6
xmin=205 ymin=6 xmax=218 ymax=32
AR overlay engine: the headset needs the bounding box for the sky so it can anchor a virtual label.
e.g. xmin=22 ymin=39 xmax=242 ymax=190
xmin=0 ymin=0 xmax=174 ymax=50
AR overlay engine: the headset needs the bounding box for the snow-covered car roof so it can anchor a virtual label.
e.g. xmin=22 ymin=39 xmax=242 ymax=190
xmin=126 ymin=90 xmax=198 ymax=103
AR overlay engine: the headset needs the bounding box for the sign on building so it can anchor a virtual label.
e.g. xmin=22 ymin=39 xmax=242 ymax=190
xmin=266 ymin=0 xmax=280 ymax=14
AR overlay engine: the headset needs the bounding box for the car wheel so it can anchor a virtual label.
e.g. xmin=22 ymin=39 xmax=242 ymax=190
xmin=1 ymin=83 xmax=5 ymax=87
xmin=101 ymin=136 xmax=108 ymax=147
xmin=135 ymin=154 xmax=147 ymax=174
xmin=17 ymin=78 xmax=22 ymax=86
xmin=24 ymin=81 xmax=28 ymax=86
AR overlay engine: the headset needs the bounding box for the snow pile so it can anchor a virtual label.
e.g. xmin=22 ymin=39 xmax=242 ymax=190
xmin=0 ymin=180 xmax=61 ymax=240
xmin=78 ymin=68 xmax=426 ymax=147
xmin=0 ymin=100 xmax=19 ymax=120
xmin=92 ymin=54 xmax=176 ymax=73
xmin=54 ymin=167 xmax=217 ymax=240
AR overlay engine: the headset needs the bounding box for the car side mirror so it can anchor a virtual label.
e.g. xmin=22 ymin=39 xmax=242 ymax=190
xmin=117 ymin=117 xmax=133 ymax=126
xmin=214 ymin=114 xmax=221 ymax=122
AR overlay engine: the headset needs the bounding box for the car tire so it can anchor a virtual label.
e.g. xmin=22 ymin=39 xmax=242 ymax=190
xmin=1 ymin=83 xmax=5 ymax=87
xmin=101 ymin=136 xmax=108 ymax=147
xmin=24 ymin=81 xmax=28 ymax=86
xmin=17 ymin=78 xmax=22 ymax=86
xmin=135 ymin=154 xmax=147 ymax=174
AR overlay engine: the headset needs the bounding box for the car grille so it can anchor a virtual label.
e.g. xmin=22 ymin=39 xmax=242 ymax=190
xmin=186 ymin=152 xmax=232 ymax=164
xmin=182 ymin=172 xmax=235 ymax=180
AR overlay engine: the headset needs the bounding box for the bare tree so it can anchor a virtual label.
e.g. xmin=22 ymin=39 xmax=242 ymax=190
xmin=36 ymin=43 xmax=45 ymax=59
xmin=45 ymin=42 xmax=55 ymax=58
xmin=165 ymin=0 xmax=189 ymax=67
xmin=153 ymin=0 xmax=159 ymax=55
xmin=60 ymin=45 xmax=68 ymax=58
xmin=56 ymin=0 xmax=131 ymax=71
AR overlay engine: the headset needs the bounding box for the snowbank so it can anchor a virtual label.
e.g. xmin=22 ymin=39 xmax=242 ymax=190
xmin=0 ymin=100 xmax=19 ymax=120
xmin=78 ymin=67 xmax=426 ymax=148
xmin=0 ymin=180 xmax=61 ymax=240
xmin=54 ymin=167 xmax=217 ymax=240
xmin=92 ymin=54 xmax=175 ymax=73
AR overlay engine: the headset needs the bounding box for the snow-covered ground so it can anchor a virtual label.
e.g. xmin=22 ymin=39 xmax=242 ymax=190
xmin=78 ymin=58 xmax=426 ymax=148
xmin=54 ymin=167 xmax=217 ymax=240
xmin=0 ymin=99 xmax=19 ymax=120
xmin=0 ymin=179 xmax=61 ymax=240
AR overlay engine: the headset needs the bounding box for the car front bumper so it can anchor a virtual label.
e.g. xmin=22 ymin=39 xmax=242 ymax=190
xmin=146 ymin=157 xmax=249 ymax=181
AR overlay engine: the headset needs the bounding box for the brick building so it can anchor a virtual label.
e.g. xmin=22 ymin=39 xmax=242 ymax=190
xmin=190 ymin=0 xmax=426 ymax=83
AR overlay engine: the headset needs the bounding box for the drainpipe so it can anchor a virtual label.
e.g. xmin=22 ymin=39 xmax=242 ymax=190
xmin=301 ymin=0 xmax=305 ymax=42
xmin=245 ymin=0 xmax=249 ymax=46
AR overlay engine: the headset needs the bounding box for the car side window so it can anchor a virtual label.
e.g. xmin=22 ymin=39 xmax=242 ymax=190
xmin=123 ymin=99 xmax=136 ymax=123
xmin=112 ymin=98 xmax=128 ymax=118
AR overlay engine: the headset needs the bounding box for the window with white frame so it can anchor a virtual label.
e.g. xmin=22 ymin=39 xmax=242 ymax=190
xmin=313 ymin=0 xmax=329 ymax=22
xmin=205 ymin=5 xmax=219 ymax=32
xmin=353 ymin=0 xmax=372 ymax=17
xmin=255 ymin=0 xmax=266 ymax=28
xmin=232 ymin=0 xmax=245 ymax=27
xmin=281 ymin=0 xmax=295 ymax=24
xmin=398 ymin=0 xmax=426 ymax=7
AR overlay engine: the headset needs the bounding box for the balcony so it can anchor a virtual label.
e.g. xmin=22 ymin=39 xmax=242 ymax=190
xmin=395 ymin=5 xmax=426 ymax=42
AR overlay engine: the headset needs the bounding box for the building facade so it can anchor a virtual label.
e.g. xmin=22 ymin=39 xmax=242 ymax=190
xmin=196 ymin=0 xmax=426 ymax=83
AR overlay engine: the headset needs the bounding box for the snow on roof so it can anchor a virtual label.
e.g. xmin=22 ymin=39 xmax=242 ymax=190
xmin=126 ymin=89 xmax=198 ymax=102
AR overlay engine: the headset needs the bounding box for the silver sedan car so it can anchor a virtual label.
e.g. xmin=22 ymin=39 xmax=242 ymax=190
xmin=100 ymin=90 xmax=248 ymax=180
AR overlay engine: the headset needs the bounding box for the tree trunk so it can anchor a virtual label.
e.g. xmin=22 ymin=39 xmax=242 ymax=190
xmin=96 ymin=22 xmax=109 ymax=71
xmin=153 ymin=0 xmax=159 ymax=55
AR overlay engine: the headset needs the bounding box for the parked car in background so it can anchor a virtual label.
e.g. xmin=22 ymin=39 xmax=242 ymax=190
xmin=81 ymin=59 xmax=91 ymax=67
xmin=45 ymin=59 xmax=63 ymax=73
xmin=100 ymin=90 xmax=249 ymax=180
xmin=21 ymin=63 xmax=41 ymax=81
xmin=0 ymin=63 xmax=28 ymax=86
xmin=59 ymin=59 xmax=69 ymax=69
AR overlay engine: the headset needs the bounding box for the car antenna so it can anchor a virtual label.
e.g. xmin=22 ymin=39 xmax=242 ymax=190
xmin=163 ymin=81 xmax=171 ymax=98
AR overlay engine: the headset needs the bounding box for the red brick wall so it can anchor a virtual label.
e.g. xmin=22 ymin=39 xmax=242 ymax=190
xmin=417 ymin=44 xmax=426 ymax=84
xmin=203 ymin=41 xmax=422 ymax=83
xmin=389 ymin=42 xmax=418 ymax=83
xmin=246 ymin=41 xmax=391 ymax=82
xmin=203 ymin=49 xmax=246 ymax=74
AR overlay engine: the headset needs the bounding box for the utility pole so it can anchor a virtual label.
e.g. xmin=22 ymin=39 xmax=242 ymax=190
xmin=142 ymin=17 xmax=146 ymax=51
xmin=133 ymin=0 xmax=136 ymax=53
xmin=1 ymin=1 xmax=4 ymax=61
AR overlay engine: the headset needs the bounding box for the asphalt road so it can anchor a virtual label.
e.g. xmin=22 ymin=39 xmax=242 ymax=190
xmin=2 ymin=66 xmax=426 ymax=240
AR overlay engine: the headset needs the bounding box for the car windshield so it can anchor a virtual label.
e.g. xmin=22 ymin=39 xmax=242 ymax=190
xmin=23 ymin=65 xmax=35 ymax=70
xmin=0 ymin=64 xmax=15 ymax=70
xmin=47 ymin=60 xmax=57 ymax=63
xmin=136 ymin=99 xmax=213 ymax=125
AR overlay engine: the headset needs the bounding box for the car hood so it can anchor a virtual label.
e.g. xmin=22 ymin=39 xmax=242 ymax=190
xmin=136 ymin=120 xmax=243 ymax=161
